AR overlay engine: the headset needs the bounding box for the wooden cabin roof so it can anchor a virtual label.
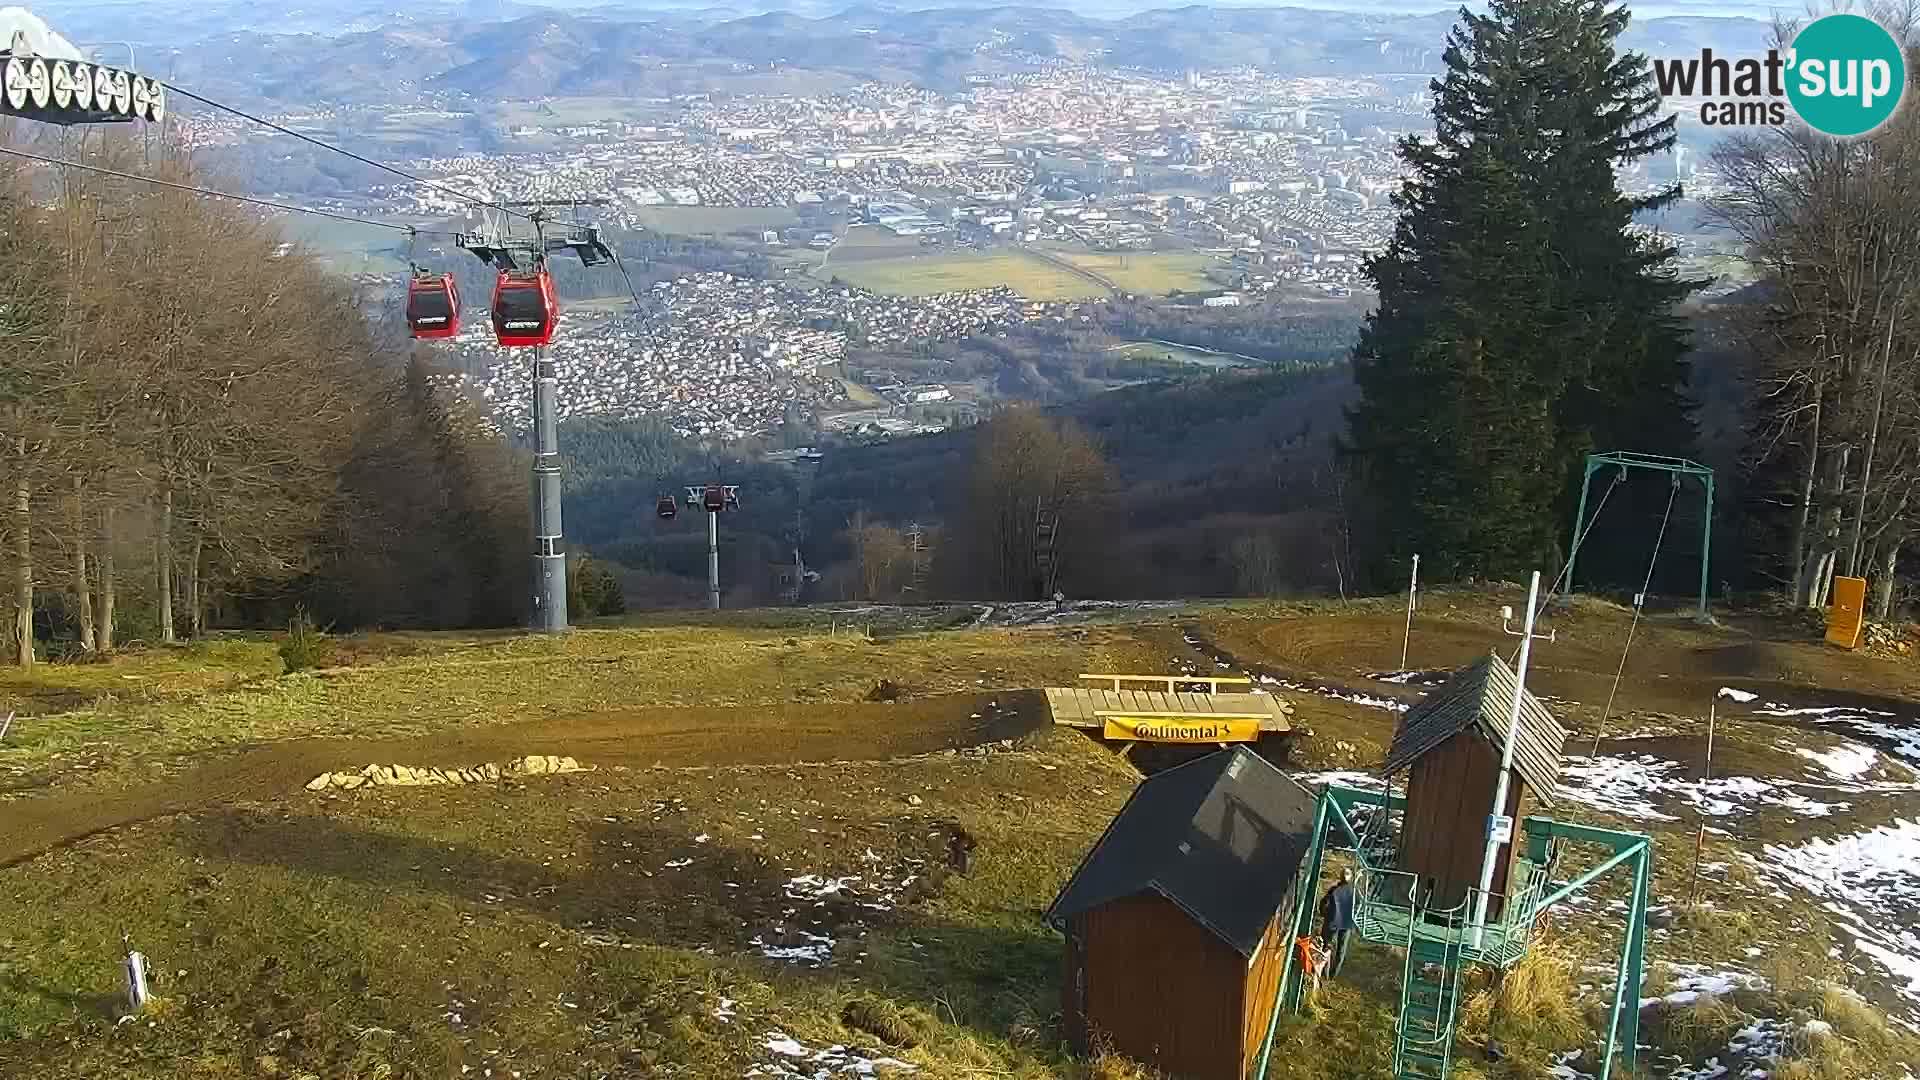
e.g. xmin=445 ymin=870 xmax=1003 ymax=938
xmin=1045 ymin=747 xmax=1315 ymax=956
xmin=1382 ymin=652 xmax=1567 ymax=803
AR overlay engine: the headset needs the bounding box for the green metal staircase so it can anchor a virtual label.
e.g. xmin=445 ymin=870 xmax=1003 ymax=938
xmin=1350 ymin=857 xmax=1553 ymax=1080
xmin=1394 ymin=927 xmax=1466 ymax=1080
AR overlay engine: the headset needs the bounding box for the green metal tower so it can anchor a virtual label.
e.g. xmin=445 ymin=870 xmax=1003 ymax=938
xmin=1252 ymin=782 xmax=1654 ymax=1080
xmin=1567 ymin=451 xmax=1715 ymax=619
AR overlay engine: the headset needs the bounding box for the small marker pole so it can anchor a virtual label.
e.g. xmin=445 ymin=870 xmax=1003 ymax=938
xmin=0 ymin=710 xmax=13 ymax=742
xmin=1401 ymin=554 xmax=1419 ymax=671
xmin=122 ymin=932 xmax=149 ymax=1012
xmin=1688 ymin=699 xmax=1716 ymax=906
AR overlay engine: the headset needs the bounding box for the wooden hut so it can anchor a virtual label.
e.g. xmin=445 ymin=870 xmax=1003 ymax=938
xmin=1046 ymin=747 xmax=1315 ymax=1079
xmin=1382 ymin=652 xmax=1567 ymax=914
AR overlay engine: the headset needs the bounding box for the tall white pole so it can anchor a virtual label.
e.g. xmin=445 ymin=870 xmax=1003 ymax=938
xmin=1401 ymin=554 xmax=1420 ymax=670
xmin=1471 ymin=569 xmax=1541 ymax=948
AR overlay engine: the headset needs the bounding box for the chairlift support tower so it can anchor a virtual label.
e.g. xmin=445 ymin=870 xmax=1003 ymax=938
xmin=685 ymin=484 xmax=741 ymax=610
xmin=1565 ymin=452 xmax=1715 ymax=620
xmin=454 ymin=199 xmax=615 ymax=633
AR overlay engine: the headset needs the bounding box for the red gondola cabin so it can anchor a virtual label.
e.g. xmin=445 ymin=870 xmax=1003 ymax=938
xmin=406 ymin=273 xmax=461 ymax=340
xmin=656 ymin=495 xmax=678 ymax=520
xmin=491 ymin=268 xmax=558 ymax=347
xmin=702 ymin=484 xmax=726 ymax=512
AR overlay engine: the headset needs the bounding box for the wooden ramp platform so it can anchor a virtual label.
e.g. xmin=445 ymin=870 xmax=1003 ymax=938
xmin=1045 ymin=685 xmax=1293 ymax=733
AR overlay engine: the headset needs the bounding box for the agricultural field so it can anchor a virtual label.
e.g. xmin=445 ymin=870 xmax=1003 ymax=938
xmin=818 ymin=251 xmax=1109 ymax=300
xmin=3 ymin=594 xmax=1920 ymax=1079
xmin=278 ymin=216 xmax=413 ymax=274
xmin=631 ymin=206 xmax=802 ymax=237
xmin=1052 ymin=250 xmax=1223 ymax=295
xmin=494 ymin=97 xmax=683 ymax=128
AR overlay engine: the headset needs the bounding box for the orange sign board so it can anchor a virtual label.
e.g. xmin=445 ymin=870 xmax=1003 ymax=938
xmin=1101 ymin=715 xmax=1264 ymax=743
xmin=1826 ymin=576 xmax=1868 ymax=650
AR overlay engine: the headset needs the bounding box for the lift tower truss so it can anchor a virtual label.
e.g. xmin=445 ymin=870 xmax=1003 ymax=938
xmin=453 ymin=199 xmax=615 ymax=632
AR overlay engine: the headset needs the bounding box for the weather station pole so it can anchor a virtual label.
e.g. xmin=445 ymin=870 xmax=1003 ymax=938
xmin=530 ymin=343 xmax=567 ymax=631
xmin=1471 ymin=569 xmax=1549 ymax=949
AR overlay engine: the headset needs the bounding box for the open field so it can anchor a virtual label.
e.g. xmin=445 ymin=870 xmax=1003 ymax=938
xmin=1052 ymin=250 xmax=1222 ymax=295
xmin=1110 ymin=339 xmax=1256 ymax=368
xmin=494 ymin=97 xmax=683 ymax=128
xmin=631 ymin=206 xmax=802 ymax=237
xmin=4 ymin=593 xmax=1920 ymax=1078
xmin=277 ymin=216 xmax=413 ymax=273
xmin=818 ymin=250 xmax=1109 ymax=300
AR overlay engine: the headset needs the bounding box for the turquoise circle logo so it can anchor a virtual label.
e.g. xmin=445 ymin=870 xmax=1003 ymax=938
xmin=1786 ymin=14 xmax=1907 ymax=137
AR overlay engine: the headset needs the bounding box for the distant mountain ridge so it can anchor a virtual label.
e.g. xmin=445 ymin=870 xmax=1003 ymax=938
xmin=83 ymin=1 xmax=1770 ymax=104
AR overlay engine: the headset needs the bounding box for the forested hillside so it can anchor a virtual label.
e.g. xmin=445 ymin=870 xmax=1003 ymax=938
xmin=0 ymin=133 xmax=529 ymax=665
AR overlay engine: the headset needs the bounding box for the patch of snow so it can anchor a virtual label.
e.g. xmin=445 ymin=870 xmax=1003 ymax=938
xmin=1253 ymin=672 xmax=1410 ymax=713
xmin=714 ymin=997 xmax=737 ymax=1021
xmin=1549 ymin=1049 xmax=1595 ymax=1080
xmin=1755 ymin=702 xmax=1920 ymax=767
xmin=663 ymin=858 xmax=693 ymax=870
xmin=752 ymin=930 xmax=835 ymax=966
xmin=1367 ymin=669 xmax=1451 ymax=687
xmin=1294 ymin=769 xmax=1383 ymax=790
xmin=1641 ymin=965 xmax=1767 ymax=1009
xmin=1750 ymin=819 xmax=1920 ymax=1011
xmin=1558 ymin=754 xmax=1853 ymax=822
xmin=1796 ymin=743 xmax=1880 ymax=781
xmin=765 ymin=1035 xmax=809 ymax=1057
xmin=1718 ymin=687 xmax=1758 ymax=703
xmin=749 ymin=1032 xmax=917 ymax=1077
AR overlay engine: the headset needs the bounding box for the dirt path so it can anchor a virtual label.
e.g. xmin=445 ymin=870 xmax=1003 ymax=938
xmin=0 ymin=691 xmax=1043 ymax=870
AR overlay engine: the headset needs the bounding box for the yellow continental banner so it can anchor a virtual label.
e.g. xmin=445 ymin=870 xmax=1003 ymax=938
xmin=1827 ymin=575 xmax=1868 ymax=650
xmin=1101 ymin=715 xmax=1263 ymax=744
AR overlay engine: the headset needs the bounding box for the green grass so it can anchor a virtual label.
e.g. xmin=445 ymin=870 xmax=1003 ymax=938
xmin=631 ymin=206 xmax=801 ymax=237
xmin=6 ymin=593 xmax=1920 ymax=1079
xmin=820 ymin=251 xmax=1108 ymax=300
xmin=1110 ymin=340 xmax=1249 ymax=368
xmin=0 ymin=623 xmax=1161 ymax=796
xmin=1053 ymin=252 xmax=1221 ymax=295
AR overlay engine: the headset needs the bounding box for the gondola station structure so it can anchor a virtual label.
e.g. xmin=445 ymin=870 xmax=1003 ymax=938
xmin=0 ymin=13 xmax=165 ymax=127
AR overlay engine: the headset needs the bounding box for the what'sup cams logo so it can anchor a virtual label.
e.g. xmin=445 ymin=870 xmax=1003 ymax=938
xmin=1652 ymin=13 xmax=1908 ymax=137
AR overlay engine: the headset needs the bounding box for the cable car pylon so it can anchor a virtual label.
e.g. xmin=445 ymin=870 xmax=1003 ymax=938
xmin=452 ymin=198 xmax=618 ymax=633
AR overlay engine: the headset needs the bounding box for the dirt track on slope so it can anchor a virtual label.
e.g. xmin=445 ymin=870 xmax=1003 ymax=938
xmin=0 ymin=691 xmax=1043 ymax=869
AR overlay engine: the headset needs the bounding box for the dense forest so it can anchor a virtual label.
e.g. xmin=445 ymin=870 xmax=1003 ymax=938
xmin=0 ymin=132 xmax=530 ymax=666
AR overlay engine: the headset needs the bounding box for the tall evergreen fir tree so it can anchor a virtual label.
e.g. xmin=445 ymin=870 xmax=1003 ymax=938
xmin=1345 ymin=0 xmax=1697 ymax=582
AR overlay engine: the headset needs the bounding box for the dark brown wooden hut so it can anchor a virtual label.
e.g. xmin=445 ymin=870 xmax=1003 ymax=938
xmin=1046 ymin=747 xmax=1315 ymax=1079
xmin=1382 ymin=652 xmax=1567 ymax=915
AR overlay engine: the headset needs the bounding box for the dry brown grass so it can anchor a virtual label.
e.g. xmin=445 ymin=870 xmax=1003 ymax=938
xmin=1452 ymin=940 xmax=1589 ymax=1077
xmin=1771 ymin=986 xmax=1920 ymax=1080
xmin=1640 ymin=993 xmax=1748 ymax=1062
xmin=1082 ymin=1049 xmax=1162 ymax=1080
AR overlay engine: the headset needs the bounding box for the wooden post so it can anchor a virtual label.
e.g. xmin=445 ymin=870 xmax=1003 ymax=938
xmin=1688 ymin=700 xmax=1716 ymax=907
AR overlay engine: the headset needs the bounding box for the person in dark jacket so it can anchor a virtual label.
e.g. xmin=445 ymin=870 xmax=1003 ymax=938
xmin=1319 ymin=868 xmax=1357 ymax=979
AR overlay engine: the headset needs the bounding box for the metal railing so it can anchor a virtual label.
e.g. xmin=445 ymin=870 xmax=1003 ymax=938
xmin=1353 ymin=860 xmax=1550 ymax=968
